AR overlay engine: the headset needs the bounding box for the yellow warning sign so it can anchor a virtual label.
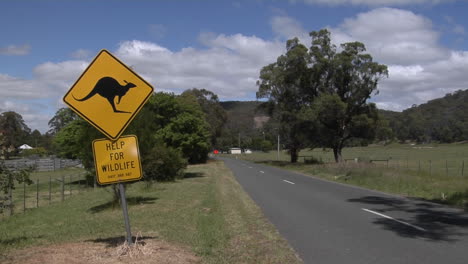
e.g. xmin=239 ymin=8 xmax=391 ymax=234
xmin=63 ymin=50 xmax=153 ymax=140
xmin=92 ymin=135 xmax=142 ymax=185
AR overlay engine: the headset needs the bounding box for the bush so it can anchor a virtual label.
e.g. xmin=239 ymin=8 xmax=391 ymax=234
xmin=20 ymin=147 xmax=48 ymax=158
xmin=304 ymin=156 xmax=323 ymax=164
xmin=142 ymin=145 xmax=187 ymax=181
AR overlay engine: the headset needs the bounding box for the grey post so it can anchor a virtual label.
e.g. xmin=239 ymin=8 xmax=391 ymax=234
xmin=277 ymin=134 xmax=280 ymax=161
xmin=462 ymin=160 xmax=465 ymax=177
xmin=49 ymin=175 xmax=51 ymax=204
xmin=36 ymin=179 xmax=39 ymax=208
xmin=119 ymin=183 xmax=133 ymax=245
xmin=61 ymin=174 xmax=65 ymax=201
xmin=23 ymin=180 xmax=26 ymax=212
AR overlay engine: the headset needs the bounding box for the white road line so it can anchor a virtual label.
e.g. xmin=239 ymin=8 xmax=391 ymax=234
xmin=259 ymin=171 xmax=265 ymax=173
xmin=362 ymin=208 xmax=427 ymax=232
xmin=283 ymin=180 xmax=295 ymax=185
xmin=248 ymin=166 xmax=253 ymax=169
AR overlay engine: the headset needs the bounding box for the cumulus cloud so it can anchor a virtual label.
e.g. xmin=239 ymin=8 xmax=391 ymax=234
xmin=315 ymin=7 xmax=468 ymax=111
xmin=295 ymin=0 xmax=454 ymax=6
xmin=70 ymin=49 xmax=92 ymax=59
xmin=0 ymin=44 xmax=31 ymax=55
xmin=115 ymin=36 xmax=283 ymax=99
xmin=271 ymin=15 xmax=308 ymax=42
xmin=330 ymin=8 xmax=448 ymax=65
xmin=2 ymin=7 xmax=468 ymax=132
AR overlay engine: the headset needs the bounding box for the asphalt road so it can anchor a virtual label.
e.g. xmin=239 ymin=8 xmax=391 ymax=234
xmin=221 ymin=157 xmax=468 ymax=264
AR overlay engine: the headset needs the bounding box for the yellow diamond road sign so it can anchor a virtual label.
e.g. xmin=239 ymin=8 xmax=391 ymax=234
xmin=63 ymin=50 xmax=153 ymax=140
xmin=93 ymin=135 xmax=142 ymax=185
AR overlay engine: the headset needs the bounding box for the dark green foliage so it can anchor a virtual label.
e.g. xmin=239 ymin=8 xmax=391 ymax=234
xmin=0 ymin=161 xmax=33 ymax=213
xmin=257 ymin=38 xmax=311 ymax=163
xmin=0 ymin=111 xmax=31 ymax=159
xmin=142 ymin=144 xmax=187 ymax=181
xmin=181 ymin=88 xmax=227 ymax=147
xmin=53 ymin=118 xmax=101 ymax=170
xmin=48 ymin=108 xmax=78 ymax=135
xmin=382 ymin=90 xmax=468 ymax=143
xmin=306 ymin=30 xmax=388 ymax=162
xmin=256 ymin=29 xmax=387 ymax=162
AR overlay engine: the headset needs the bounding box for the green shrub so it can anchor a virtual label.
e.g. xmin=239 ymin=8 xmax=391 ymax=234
xmin=142 ymin=144 xmax=187 ymax=181
xmin=20 ymin=147 xmax=48 ymax=157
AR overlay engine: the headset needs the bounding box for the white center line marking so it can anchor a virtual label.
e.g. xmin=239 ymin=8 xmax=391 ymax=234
xmin=248 ymin=166 xmax=253 ymax=169
xmin=362 ymin=208 xmax=427 ymax=232
xmin=259 ymin=171 xmax=265 ymax=173
xmin=283 ymin=180 xmax=295 ymax=185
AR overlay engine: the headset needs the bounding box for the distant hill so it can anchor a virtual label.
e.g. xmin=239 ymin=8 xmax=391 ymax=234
xmin=221 ymin=90 xmax=468 ymax=144
xmin=380 ymin=89 xmax=468 ymax=143
xmin=220 ymin=101 xmax=269 ymax=133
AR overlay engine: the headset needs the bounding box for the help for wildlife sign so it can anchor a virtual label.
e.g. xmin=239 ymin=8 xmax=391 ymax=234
xmin=92 ymin=135 xmax=142 ymax=185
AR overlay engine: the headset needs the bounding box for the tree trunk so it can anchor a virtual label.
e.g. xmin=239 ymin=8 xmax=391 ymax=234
xmin=290 ymin=148 xmax=299 ymax=163
xmin=333 ymin=146 xmax=343 ymax=163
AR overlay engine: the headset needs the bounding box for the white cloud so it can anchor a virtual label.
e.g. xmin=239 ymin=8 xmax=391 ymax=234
xmin=2 ymin=7 xmax=468 ymax=133
xmin=115 ymin=37 xmax=283 ymax=99
xmin=330 ymin=8 xmax=448 ymax=65
xmin=0 ymin=44 xmax=31 ymax=56
xmin=296 ymin=0 xmax=454 ymax=6
xmin=270 ymin=15 xmax=307 ymax=42
xmin=71 ymin=49 xmax=92 ymax=59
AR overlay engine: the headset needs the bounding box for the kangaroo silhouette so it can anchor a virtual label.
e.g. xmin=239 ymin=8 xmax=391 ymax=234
xmin=73 ymin=76 xmax=136 ymax=113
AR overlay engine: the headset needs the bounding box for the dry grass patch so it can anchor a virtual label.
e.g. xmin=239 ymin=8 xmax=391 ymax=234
xmin=2 ymin=237 xmax=199 ymax=264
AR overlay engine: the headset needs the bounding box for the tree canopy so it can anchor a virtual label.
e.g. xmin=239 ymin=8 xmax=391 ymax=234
xmin=256 ymin=29 xmax=388 ymax=162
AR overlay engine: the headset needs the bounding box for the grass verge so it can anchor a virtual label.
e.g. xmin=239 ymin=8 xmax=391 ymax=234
xmin=0 ymin=160 xmax=301 ymax=264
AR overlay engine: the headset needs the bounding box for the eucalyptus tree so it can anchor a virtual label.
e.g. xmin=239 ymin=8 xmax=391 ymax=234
xmin=257 ymin=38 xmax=311 ymax=163
xmin=308 ymin=29 xmax=388 ymax=162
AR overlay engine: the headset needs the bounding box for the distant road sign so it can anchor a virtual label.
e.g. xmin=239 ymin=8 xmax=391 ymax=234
xmin=92 ymin=135 xmax=142 ymax=185
xmin=63 ymin=50 xmax=153 ymax=140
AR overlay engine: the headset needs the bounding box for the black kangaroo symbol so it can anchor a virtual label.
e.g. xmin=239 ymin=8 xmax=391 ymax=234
xmin=73 ymin=76 xmax=136 ymax=113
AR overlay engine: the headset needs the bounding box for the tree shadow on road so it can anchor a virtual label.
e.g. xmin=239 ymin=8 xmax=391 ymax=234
xmin=348 ymin=196 xmax=468 ymax=242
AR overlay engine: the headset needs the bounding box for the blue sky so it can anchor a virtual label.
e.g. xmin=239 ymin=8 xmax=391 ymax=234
xmin=1 ymin=0 xmax=468 ymax=133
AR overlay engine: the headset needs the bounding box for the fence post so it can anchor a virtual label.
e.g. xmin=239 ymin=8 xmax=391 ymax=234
xmin=462 ymin=160 xmax=465 ymax=177
xmin=49 ymin=175 xmax=51 ymax=204
xmin=8 ymin=184 xmax=13 ymax=216
xmin=36 ymin=180 xmax=39 ymax=208
xmin=446 ymin=160 xmax=448 ymax=177
xmin=61 ymin=175 xmax=65 ymax=202
xmin=430 ymin=160 xmax=433 ymax=175
xmin=23 ymin=180 xmax=26 ymax=213
xmin=77 ymin=174 xmax=80 ymax=194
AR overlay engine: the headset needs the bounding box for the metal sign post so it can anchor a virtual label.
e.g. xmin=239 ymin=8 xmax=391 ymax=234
xmin=119 ymin=183 xmax=133 ymax=245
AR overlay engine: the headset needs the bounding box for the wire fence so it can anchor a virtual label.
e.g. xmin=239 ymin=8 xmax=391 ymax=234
xmin=331 ymin=158 xmax=466 ymax=177
xmin=0 ymin=170 xmax=92 ymax=219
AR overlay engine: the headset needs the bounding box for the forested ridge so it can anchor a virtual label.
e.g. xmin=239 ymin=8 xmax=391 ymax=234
xmin=380 ymin=89 xmax=468 ymax=143
xmin=220 ymin=89 xmax=468 ymax=146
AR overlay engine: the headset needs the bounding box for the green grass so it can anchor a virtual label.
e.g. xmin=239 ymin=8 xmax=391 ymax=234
xmin=231 ymin=143 xmax=468 ymax=209
xmin=0 ymin=160 xmax=301 ymax=264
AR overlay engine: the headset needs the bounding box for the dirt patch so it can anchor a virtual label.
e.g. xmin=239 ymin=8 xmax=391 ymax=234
xmin=2 ymin=237 xmax=200 ymax=264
